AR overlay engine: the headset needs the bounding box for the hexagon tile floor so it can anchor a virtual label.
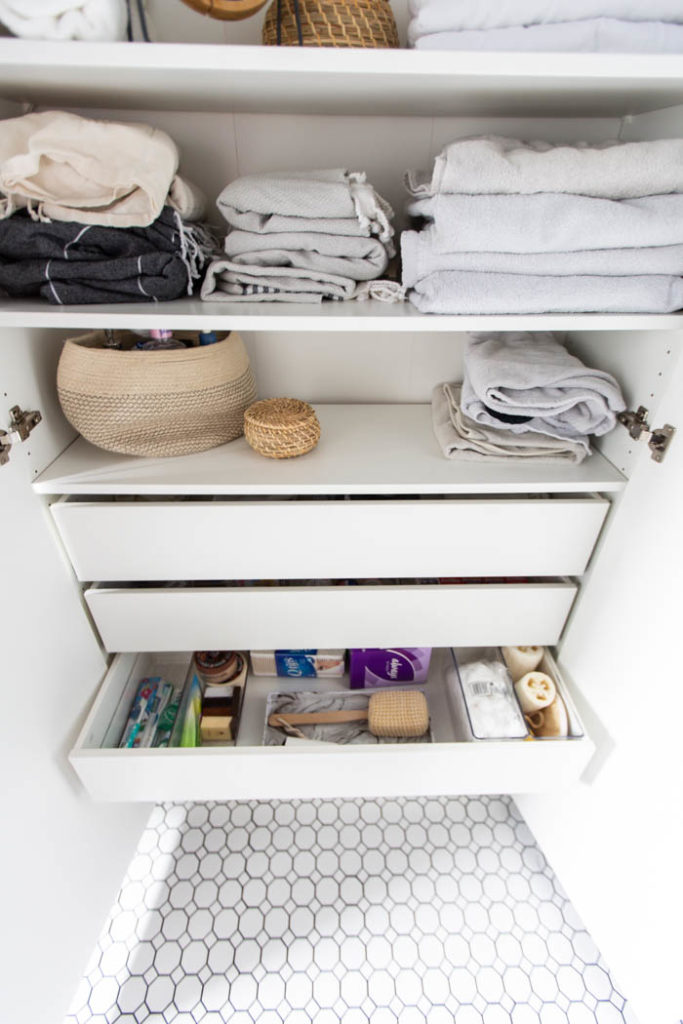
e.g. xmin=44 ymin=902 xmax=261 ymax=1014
xmin=66 ymin=796 xmax=637 ymax=1024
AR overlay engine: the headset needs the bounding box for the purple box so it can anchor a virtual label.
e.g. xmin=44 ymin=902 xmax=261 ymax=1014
xmin=349 ymin=648 xmax=432 ymax=688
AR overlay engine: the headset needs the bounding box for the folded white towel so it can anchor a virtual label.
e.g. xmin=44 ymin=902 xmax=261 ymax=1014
xmin=406 ymin=136 xmax=683 ymax=200
xmin=462 ymin=332 xmax=625 ymax=441
xmin=223 ymin=229 xmax=389 ymax=281
xmin=410 ymin=193 xmax=683 ymax=254
xmin=401 ymin=230 xmax=683 ymax=284
xmin=409 ymin=270 xmax=683 ymax=314
xmin=407 ymin=0 xmax=683 ymax=40
xmin=0 ymin=0 xmax=127 ymax=39
xmin=202 ymin=258 xmax=403 ymax=304
xmin=432 ymin=382 xmax=589 ymax=462
xmin=217 ymin=170 xmax=394 ymax=246
xmin=414 ymin=19 xmax=683 ymax=52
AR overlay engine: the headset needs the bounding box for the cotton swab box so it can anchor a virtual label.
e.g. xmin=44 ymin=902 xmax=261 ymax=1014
xmin=267 ymin=690 xmax=429 ymax=738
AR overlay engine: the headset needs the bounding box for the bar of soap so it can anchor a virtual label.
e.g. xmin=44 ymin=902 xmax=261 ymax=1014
xmin=514 ymin=671 xmax=556 ymax=713
xmin=502 ymin=646 xmax=545 ymax=682
xmin=200 ymin=715 xmax=233 ymax=743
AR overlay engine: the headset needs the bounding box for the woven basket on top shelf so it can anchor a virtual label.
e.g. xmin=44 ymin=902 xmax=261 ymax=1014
xmin=244 ymin=397 xmax=321 ymax=458
xmin=263 ymin=0 xmax=399 ymax=48
xmin=57 ymin=330 xmax=256 ymax=458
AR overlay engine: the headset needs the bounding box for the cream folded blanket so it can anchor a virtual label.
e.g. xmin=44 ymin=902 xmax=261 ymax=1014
xmin=462 ymin=332 xmax=625 ymax=440
xmin=408 ymin=0 xmax=683 ymax=40
xmin=409 ymin=193 xmax=683 ymax=254
xmin=432 ymin=382 xmax=589 ymax=462
xmin=406 ymin=136 xmax=683 ymax=200
xmin=414 ymin=19 xmax=683 ymax=52
xmin=202 ymin=258 xmax=403 ymax=304
xmin=223 ymin=229 xmax=389 ymax=281
xmin=0 ymin=0 xmax=127 ymax=40
xmin=0 ymin=111 xmax=206 ymax=228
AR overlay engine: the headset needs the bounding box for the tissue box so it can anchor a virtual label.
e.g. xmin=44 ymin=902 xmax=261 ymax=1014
xmin=349 ymin=648 xmax=432 ymax=688
xmin=250 ymin=650 xmax=345 ymax=678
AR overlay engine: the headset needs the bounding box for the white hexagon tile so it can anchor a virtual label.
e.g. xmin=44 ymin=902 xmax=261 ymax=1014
xmin=65 ymin=796 xmax=638 ymax=1024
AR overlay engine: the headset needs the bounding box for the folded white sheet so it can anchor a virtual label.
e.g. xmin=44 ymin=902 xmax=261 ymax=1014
xmin=462 ymin=332 xmax=625 ymax=441
xmin=0 ymin=0 xmax=127 ymax=40
xmin=223 ymin=229 xmax=389 ymax=281
xmin=409 ymin=270 xmax=683 ymax=314
xmin=405 ymin=136 xmax=683 ymax=200
xmin=414 ymin=19 xmax=683 ymax=52
xmin=432 ymin=382 xmax=589 ymax=462
xmin=410 ymin=193 xmax=683 ymax=254
xmin=401 ymin=230 xmax=683 ymax=285
xmin=407 ymin=0 xmax=683 ymax=40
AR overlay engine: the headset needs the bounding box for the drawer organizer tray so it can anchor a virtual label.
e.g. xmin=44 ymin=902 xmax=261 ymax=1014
xmin=70 ymin=648 xmax=594 ymax=802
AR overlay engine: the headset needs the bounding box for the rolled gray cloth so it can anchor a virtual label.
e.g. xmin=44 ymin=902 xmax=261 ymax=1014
xmin=264 ymin=690 xmax=430 ymax=745
xmin=224 ymin=229 xmax=390 ymax=281
xmin=432 ymin=382 xmax=589 ymax=462
xmin=462 ymin=332 xmax=626 ymax=441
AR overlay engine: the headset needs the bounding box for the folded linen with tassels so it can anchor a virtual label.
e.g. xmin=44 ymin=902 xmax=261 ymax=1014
xmin=414 ymin=19 xmax=683 ymax=52
xmin=432 ymin=383 xmax=589 ymax=462
xmin=0 ymin=208 xmax=212 ymax=304
xmin=0 ymin=0 xmax=127 ymax=40
xmin=201 ymin=258 xmax=404 ymax=304
xmin=223 ymin=229 xmax=390 ymax=281
xmin=0 ymin=111 xmax=207 ymax=228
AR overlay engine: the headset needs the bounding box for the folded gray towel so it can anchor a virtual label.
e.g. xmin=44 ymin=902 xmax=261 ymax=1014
xmin=405 ymin=135 xmax=683 ymax=200
xmin=201 ymin=258 xmax=404 ymax=304
xmin=413 ymin=19 xmax=683 ymax=52
xmin=432 ymin=382 xmax=588 ymax=462
xmin=401 ymin=230 xmax=683 ymax=285
xmin=462 ymin=332 xmax=626 ymax=441
xmin=408 ymin=270 xmax=683 ymax=314
xmin=409 ymin=193 xmax=683 ymax=254
xmin=224 ymin=229 xmax=389 ymax=281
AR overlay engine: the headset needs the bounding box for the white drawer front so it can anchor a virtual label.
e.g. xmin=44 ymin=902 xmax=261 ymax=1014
xmin=53 ymin=495 xmax=609 ymax=581
xmin=84 ymin=581 xmax=577 ymax=652
xmin=70 ymin=649 xmax=594 ymax=802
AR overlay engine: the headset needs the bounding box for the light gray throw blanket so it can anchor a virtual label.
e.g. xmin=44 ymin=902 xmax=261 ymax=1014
xmin=462 ymin=332 xmax=625 ymax=441
xmin=409 ymin=193 xmax=683 ymax=254
xmin=406 ymin=136 xmax=683 ymax=200
xmin=223 ymin=229 xmax=389 ymax=281
xmin=201 ymin=258 xmax=403 ymax=303
xmin=414 ymin=19 xmax=683 ymax=52
xmin=433 ymin=383 xmax=588 ymax=462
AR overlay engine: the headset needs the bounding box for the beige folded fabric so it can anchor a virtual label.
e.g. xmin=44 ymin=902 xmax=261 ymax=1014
xmin=0 ymin=111 xmax=197 ymax=228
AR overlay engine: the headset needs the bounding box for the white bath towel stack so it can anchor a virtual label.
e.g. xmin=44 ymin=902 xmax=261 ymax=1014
xmin=403 ymin=135 xmax=683 ymax=314
xmin=0 ymin=0 xmax=127 ymax=40
xmin=407 ymin=0 xmax=683 ymax=52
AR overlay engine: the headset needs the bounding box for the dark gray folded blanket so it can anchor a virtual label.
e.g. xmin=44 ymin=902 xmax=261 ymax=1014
xmin=0 ymin=207 xmax=212 ymax=304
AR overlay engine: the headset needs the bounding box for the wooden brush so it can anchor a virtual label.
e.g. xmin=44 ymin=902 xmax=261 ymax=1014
xmin=268 ymin=690 xmax=429 ymax=738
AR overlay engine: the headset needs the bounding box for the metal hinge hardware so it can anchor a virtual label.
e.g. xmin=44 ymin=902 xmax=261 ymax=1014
xmin=617 ymin=406 xmax=676 ymax=464
xmin=0 ymin=405 xmax=42 ymax=467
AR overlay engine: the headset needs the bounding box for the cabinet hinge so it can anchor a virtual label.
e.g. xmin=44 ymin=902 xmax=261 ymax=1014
xmin=617 ymin=406 xmax=676 ymax=464
xmin=0 ymin=405 xmax=42 ymax=467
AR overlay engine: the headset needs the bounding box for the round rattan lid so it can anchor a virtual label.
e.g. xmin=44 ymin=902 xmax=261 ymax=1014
xmin=245 ymin=397 xmax=317 ymax=430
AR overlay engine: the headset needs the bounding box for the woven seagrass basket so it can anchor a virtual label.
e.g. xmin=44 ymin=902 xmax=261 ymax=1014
xmin=263 ymin=0 xmax=399 ymax=47
xmin=244 ymin=397 xmax=320 ymax=458
xmin=57 ymin=330 xmax=256 ymax=458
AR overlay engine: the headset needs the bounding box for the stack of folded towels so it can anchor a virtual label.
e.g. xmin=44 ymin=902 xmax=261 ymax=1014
xmin=403 ymin=135 xmax=683 ymax=315
xmin=407 ymin=0 xmax=683 ymax=52
xmin=433 ymin=332 xmax=626 ymax=464
xmin=0 ymin=111 xmax=212 ymax=304
xmin=0 ymin=0 xmax=127 ymax=40
xmin=201 ymin=170 xmax=401 ymax=304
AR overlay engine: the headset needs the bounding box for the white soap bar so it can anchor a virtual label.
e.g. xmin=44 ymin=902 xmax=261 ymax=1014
xmin=502 ymin=646 xmax=545 ymax=682
xmin=514 ymin=671 xmax=556 ymax=714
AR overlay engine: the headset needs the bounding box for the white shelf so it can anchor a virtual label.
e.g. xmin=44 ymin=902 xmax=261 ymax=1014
xmin=2 ymin=298 xmax=682 ymax=332
xmin=1 ymin=41 xmax=682 ymax=117
xmin=35 ymin=404 xmax=625 ymax=496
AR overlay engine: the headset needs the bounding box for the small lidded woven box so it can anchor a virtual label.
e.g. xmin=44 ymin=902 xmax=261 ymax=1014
xmin=244 ymin=397 xmax=320 ymax=459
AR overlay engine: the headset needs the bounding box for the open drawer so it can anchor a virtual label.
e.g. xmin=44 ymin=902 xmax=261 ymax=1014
xmin=84 ymin=578 xmax=578 ymax=652
xmin=52 ymin=493 xmax=609 ymax=581
xmin=70 ymin=648 xmax=594 ymax=802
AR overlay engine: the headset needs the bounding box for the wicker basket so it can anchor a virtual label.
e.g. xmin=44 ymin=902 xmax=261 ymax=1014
xmin=57 ymin=330 xmax=256 ymax=458
xmin=263 ymin=0 xmax=399 ymax=47
xmin=244 ymin=397 xmax=320 ymax=458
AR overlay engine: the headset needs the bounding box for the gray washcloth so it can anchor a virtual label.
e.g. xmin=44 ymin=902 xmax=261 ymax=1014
xmin=224 ymin=229 xmax=389 ymax=281
xmin=216 ymin=169 xmax=394 ymax=245
xmin=409 ymin=193 xmax=683 ymax=254
xmin=408 ymin=270 xmax=683 ymax=314
xmin=432 ymin=382 xmax=589 ymax=462
xmin=405 ymin=135 xmax=683 ymax=199
xmin=401 ymin=230 xmax=683 ymax=285
xmin=462 ymin=332 xmax=626 ymax=441
xmin=413 ymin=19 xmax=683 ymax=52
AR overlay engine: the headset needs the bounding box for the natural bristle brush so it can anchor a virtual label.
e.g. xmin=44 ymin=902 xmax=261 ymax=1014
xmin=268 ymin=690 xmax=429 ymax=738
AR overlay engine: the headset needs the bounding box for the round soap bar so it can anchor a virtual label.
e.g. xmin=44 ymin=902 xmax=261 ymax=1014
xmin=502 ymin=645 xmax=545 ymax=682
xmin=514 ymin=671 xmax=556 ymax=713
